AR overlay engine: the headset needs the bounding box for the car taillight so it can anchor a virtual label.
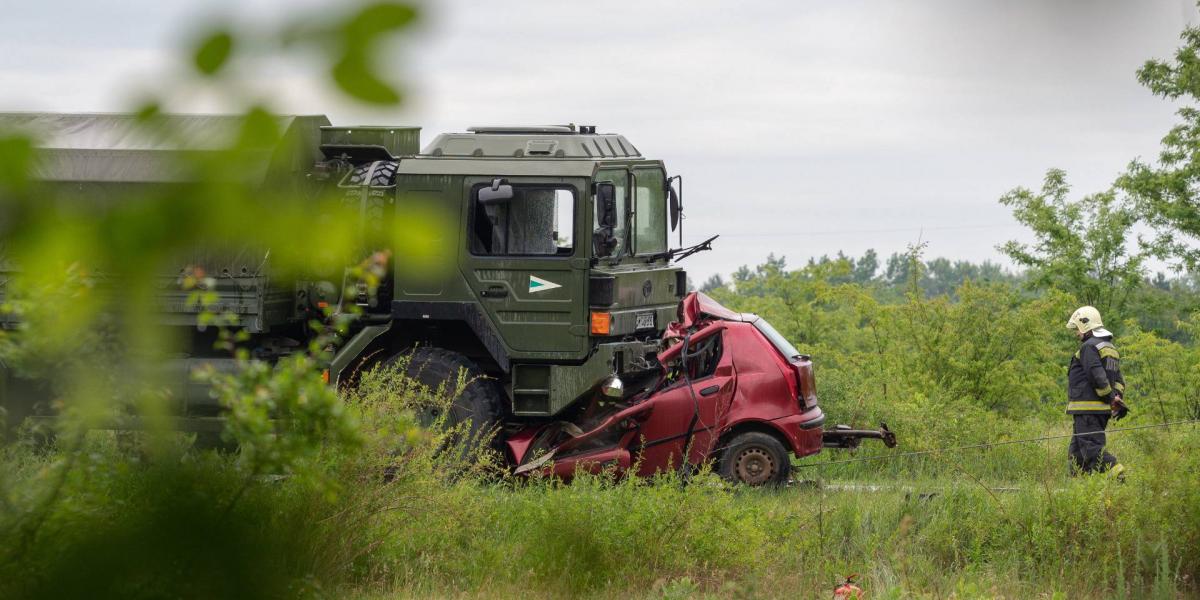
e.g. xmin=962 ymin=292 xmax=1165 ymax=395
xmin=792 ymin=356 xmax=818 ymax=410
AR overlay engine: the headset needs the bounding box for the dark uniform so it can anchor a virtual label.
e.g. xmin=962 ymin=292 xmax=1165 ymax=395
xmin=1066 ymin=332 xmax=1126 ymax=474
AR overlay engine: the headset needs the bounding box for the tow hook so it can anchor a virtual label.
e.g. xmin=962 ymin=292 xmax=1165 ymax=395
xmin=822 ymin=422 xmax=898 ymax=449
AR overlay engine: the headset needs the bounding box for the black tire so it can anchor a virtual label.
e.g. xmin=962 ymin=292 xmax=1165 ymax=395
xmin=718 ymin=431 xmax=791 ymax=486
xmin=344 ymin=160 xmax=399 ymax=187
xmin=388 ymin=347 xmax=504 ymax=450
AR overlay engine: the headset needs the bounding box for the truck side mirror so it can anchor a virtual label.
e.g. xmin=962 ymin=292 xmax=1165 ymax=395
xmin=667 ymin=174 xmax=683 ymax=244
xmin=593 ymin=182 xmax=618 ymax=257
xmin=596 ymin=182 xmax=616 ymax=227
xmin=479 ymin=177 xmax=514 ymax=205
xmin=668 ymin=184 xmax=680 ymax=232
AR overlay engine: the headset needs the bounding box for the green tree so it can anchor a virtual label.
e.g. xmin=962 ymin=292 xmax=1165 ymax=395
xmin=883 ymin=250 xmax=914 ymax=287
xmin=998 ymin=169 xmax=1147 ymax=320
xmin=698 ymin=273 xmax=725 ymax=293
xmin=804 ymin=251 xmax=878 ymax=286
xmin=730 ymin=253 xmax=786 ymax=296
xmin=1122 ymin=23 xmax=1200 ymax=270
xmin=853 ymin=248 xmax=880 ymax=284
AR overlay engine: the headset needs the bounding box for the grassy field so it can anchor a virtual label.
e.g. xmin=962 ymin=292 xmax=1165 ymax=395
xmin=3 ymin=338 xmax=1198 ymax=600
xmin=353 ymin=424 xmax=1199 ymax=599
xmin=4 ymin=408 xmax=1196 ymax=599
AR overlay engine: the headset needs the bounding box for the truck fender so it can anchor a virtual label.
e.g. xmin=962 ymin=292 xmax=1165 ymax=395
xmin=391 ymin=301 xmax=511 ymax=372
xmin=330 ymin=322 xmax=393 ymax=386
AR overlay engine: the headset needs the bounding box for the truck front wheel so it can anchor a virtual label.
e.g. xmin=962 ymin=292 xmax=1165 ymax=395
xmin=718 ymin=431 xmax=791 ymax=486
xmin=389 ymin=347 xmax=504 ymax=451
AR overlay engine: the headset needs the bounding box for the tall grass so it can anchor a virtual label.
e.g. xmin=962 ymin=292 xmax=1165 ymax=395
xmin=358 ymin=422 xmax=1200 ymax=598
xmin=2 ymin=366 xmax=1196 ymax=599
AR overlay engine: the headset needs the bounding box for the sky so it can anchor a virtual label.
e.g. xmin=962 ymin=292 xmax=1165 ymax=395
xmin=1 ymin=0 xmax=1195 ymax=282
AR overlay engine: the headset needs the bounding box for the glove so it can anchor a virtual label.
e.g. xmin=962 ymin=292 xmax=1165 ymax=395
xmin=1110 ymin=395 xmax=1129 ymax=420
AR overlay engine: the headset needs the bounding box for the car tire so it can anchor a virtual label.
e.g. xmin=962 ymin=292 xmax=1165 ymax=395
xmin=718 ymin=431 xmax=791 ymax=486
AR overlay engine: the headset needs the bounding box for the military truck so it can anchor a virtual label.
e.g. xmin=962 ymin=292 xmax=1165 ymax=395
xmin=1 ymin=114 xmax=900 ymax=484
xmin=0 ymin=113 xmax=699 ymax=442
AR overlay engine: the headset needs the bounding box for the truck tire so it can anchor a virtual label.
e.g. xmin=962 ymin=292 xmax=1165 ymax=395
xmin=344 ymin=160 xmax=398 ymax=187
xmin=718 ymin=431 xmax=791 ymax=486
xmin=390 ymin=347 xmax=504 ymax=450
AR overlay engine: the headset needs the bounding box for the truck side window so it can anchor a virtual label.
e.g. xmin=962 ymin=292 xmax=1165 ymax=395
xmin=471 ymin=187 xmax=574 ymax=256
xmin=594 ymin=168 xmax=628 ymax=257
xmin=633 ymin=167 xmax=667 ymax=255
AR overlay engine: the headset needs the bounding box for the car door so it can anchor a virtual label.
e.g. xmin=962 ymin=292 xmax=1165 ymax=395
xmin=634 ymin=329 xmax=736 ymax=475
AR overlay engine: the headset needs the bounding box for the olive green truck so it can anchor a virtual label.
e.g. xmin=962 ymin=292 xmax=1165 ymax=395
xmin=0 ymin=113 xmax=700 ymax=438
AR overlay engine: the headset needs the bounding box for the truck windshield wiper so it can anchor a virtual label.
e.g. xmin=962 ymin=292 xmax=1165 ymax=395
xmin=648 ymin=234 xmax=719 ymax=264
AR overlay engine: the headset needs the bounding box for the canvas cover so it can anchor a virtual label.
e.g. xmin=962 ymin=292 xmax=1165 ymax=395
xmin=0 ymin=113 xmax=333 ymax=331
xmin=0 ymin=112 xmax=330 ymax=184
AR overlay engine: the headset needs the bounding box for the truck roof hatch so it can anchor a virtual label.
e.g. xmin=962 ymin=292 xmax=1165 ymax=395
xmin=466 ymin=125 xmax=576 ymax=134
xmin=422 ymin=127 xmax=641 ymax=159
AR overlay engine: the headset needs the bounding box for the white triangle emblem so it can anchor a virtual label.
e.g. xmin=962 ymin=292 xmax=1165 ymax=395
xmin=528 ymin=275 xmax=561 ymax=293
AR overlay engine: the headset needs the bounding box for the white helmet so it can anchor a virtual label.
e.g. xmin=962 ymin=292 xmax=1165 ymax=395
xmin=1066 ymin=306 xmax=1104 ymax=333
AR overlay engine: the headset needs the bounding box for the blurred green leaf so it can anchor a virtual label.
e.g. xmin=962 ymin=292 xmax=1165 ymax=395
xmin=326 ymin=2 xmax=415 ymax=105
xmin=236 ymin=106 xmax=282 ymax=147
xmin=133 ymin=101 xmax=161 ymax=123
xmin=332 ymin=53 xmax=402 ymax=105
xmin=193 ymin=30 xmax=234 ymax=76
xmin=342 ymin=2 xmax=418 ymax=43
xmin=0 ymin=135 xmax=34 ymax=193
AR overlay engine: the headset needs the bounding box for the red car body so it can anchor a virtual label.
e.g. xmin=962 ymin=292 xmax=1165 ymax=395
xmin=508 ymin=292 xmax=829 ymax=481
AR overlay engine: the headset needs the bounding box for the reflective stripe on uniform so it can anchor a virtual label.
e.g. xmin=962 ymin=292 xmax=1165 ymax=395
xmin=1114 ymin=382 xmax=1125 ymax=392
xmin=1098 ymin=347 xmax=1120 ymax=360
xmin=1094 ymin=385 xmax=1112 ymax=396
xmin=1068 ymin=400 xmax=1111 ymax=412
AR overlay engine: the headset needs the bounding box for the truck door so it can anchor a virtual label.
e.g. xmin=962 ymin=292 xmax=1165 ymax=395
xmin=460 ymin=177 xmax=589 ymax=357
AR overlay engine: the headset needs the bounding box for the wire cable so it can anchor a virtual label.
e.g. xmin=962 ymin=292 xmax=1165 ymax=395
xmin=793 ymin=418 xmax=1200 ymax=469
xmin=718 ymin=223 xmax=1025 ymax=238
xmin=677 ymin=333 xmax=702 ymax=476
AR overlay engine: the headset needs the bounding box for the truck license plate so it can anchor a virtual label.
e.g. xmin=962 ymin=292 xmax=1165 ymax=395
xmin=635 ymin=312 xmax=655 ymax=330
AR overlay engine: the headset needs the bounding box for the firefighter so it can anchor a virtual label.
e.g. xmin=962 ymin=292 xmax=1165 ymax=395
xmin=1065 ymin=306 xmax=1128 ymax=477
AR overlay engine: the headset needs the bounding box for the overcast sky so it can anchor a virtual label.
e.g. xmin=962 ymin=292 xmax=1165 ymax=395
xmin=1 ymin=0 xmax=1195 ymax=281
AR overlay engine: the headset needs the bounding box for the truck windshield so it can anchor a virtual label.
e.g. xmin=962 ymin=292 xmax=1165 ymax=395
xmin=752 ymin=317 xmax=802 ymax=359
xmin=594 ymin=168 xmax=629 ymax=257
xmin=633 ymin=167 xmax=667 ymax=255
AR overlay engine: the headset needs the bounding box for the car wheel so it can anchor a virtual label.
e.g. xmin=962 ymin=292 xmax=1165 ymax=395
xmin=719 ymin=431 xmax=791 ymax=486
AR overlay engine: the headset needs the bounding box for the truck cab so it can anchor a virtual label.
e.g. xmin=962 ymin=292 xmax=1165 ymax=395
xmin=323 ymin=124 xmax=687 ymax=420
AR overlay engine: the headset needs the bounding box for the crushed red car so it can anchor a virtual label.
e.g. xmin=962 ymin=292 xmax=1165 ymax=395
xmin=509 ymin=292 xmax=896 ymax=485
